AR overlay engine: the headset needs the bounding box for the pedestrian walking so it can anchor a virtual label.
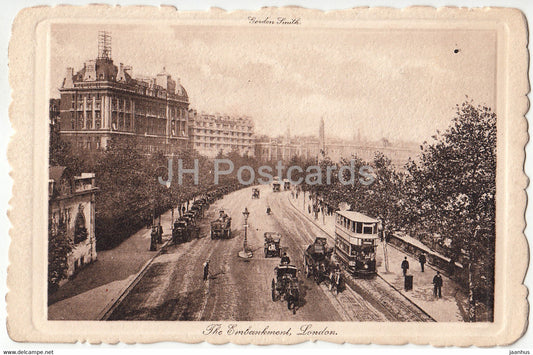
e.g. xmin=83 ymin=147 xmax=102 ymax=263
xmin=433 ymin=271 xmax=443 ymax=298
xmin=182 ymin=205 xmax=186 ymax=215
xmin=308 ymin=205 xmax=311 ymax=214
xmin=418 ymin=253 xmax=426 ymax=272
xmin=401 ymin=256 xmax=409 ymax=276
xmin=203 ymin=259 xmax=210 ymax=281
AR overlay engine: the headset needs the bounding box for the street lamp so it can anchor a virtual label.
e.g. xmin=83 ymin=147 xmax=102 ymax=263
xmin=238 ymin=207 xmax=253 ymax=259
xmin=377 ymin=219 xmax=389 ymax=273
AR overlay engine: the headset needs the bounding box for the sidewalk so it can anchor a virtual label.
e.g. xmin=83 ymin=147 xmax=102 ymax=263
xmin=48 ymin=204 xmax=183 ymax=320
xmin=289 ymin=192 xmax=467 ymax=322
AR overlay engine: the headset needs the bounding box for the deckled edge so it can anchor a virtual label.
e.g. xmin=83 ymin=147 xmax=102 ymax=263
xmin=5 ymin=5 xmax=530 ymax=346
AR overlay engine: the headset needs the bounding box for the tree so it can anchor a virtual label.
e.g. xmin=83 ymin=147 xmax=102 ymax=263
xmin=48 ymin=215 xmax=73 ymax=294
xmin=49 ymin=121 xmax=85 ymax=174
xmin=363 ymin=152 xmax=408 ymax=237
xmin=406 ymin=100 xmax=496 ymax=321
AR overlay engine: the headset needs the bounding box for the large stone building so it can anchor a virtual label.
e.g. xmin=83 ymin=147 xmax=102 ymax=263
xmin=49 ymin=166 xmax=98 ymax=282
xmin=255 ymin=135 xmax=320 ymax=162
xmin=255 ymin=119 xmax=419 ymax=169
xmin=188 ymin=111 xmax=255 ymax=158
xmin=58 ymin=32 xmax=190 ymax=155
xmin=325 ymin=138 xmax=420 ymax=169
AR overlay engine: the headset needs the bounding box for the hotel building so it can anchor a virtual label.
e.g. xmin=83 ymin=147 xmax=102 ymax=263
xmin=58 ymin=32 xmax=190 ymax=155
xmin=188 ymin=111 xmax=255 ymax=158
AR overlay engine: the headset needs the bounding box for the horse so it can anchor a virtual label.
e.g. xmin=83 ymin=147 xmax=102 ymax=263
xmin=285 ymin=279 xmax=300 ymax=314
xmin=329 ymin=269 xmax=343 ymax=295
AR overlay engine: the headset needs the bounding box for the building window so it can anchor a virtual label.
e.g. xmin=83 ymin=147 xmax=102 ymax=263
xmin=73 ymin=205 xmax=88 ymax=244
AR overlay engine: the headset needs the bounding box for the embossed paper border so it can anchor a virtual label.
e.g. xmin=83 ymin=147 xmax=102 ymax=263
xmin=7 ymin=5 xmax=529 ymax=345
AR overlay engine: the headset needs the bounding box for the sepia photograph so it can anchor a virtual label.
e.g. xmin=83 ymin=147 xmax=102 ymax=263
xmin=5 ymin=3 xmax=529 ymax=346
xmin=47 ymin=21 xmax=496 ymax=323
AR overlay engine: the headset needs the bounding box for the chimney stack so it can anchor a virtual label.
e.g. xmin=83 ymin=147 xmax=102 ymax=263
xmin=63 ymin=67 xmax=74 ymax=88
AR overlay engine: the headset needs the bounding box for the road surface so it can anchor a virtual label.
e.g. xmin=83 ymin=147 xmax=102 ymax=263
xmin=108 ymin=185 xmax=432 ymax=321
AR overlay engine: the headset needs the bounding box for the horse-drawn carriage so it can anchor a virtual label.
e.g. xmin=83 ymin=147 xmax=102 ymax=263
xmin=252 ymin=188 xmax=260 ymax=199
xmin=190 ymin=203 xmax=204 ymax=219
xmin=271 ymin=264 xmax=300 ymax=314
xmin=303 ymin=237 xmax=343 ymax=292
xmin=264 ymin=232 xmax=282 ymax=258
xmin=210 ymin=210 xmax=232 ymax=239
xmin=304 ymin=237 xmax=332 ymax=284
xmin=283 ymin=179 xmax=291 ymax=190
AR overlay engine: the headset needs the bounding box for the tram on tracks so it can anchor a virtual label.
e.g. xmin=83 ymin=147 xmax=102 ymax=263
xmin=334 ymin=210 xmax=379 ymax=277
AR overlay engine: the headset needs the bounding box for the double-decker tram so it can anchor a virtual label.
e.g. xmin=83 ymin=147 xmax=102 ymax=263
xmin=334 ymin=210 xmax=379 ymax=277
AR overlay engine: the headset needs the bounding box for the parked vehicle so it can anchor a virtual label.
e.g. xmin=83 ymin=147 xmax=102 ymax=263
xmin=271 ymin=264 xmax=300 ymax=314
xmin=179 ymin=215 xmax=200 ymax=240
xmin=264 ymin=232 xmax=282 ymax=258
xmin=172 ymin=220 xmax=189 ymax=244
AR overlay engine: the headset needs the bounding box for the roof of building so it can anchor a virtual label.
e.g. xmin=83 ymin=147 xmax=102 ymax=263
xmin=336 ymin=210 xmax=379 ymax=223
xmin=49 ymin=166 xmax=66 ymax=183
xmin=64 ymin=57 xmax=188 ymax=101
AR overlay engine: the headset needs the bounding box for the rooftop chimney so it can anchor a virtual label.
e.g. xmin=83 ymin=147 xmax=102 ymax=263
xmin=63 ymin=67 xmax=74 ymax=88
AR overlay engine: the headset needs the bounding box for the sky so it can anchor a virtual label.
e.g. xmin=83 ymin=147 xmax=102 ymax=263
xmin=49 ymin=23 xmax=497 ymax=144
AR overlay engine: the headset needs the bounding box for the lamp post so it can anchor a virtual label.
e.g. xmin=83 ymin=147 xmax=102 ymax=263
xmin=378 ymin=219 xmax=389 ymax=273
xmin=169 ymin=186 xmax=174 ymax=230
xmin=238 ymin=207 xmax=253 ymax=259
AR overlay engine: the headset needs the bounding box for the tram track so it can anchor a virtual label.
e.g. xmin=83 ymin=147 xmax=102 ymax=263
xmin=269 ymin=193 xmax=388 ymax=321
xmin=102 ymin=186 xmax=434 ymax=322
xmin=282 ymin=193 xmax=435 ymax=322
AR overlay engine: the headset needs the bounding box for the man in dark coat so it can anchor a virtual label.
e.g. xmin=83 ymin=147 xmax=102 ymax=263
xmin=433 ymin=271 xmax=443 ymax=298
xmin=203 ymin=259 xmax=210 ymax=281
xmin=401 ymin=257 xmax=409 ymax=276
xmin=418 ymin=253 xmax=427 ymax=272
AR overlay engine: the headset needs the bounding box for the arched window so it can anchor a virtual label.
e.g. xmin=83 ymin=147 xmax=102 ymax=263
xmin=73 ymin=204 xmax=88 ymax=244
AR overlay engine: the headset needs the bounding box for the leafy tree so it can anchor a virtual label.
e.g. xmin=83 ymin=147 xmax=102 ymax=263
xmin=362 ymin=152 xmax=408 ymax=238
xmin=48 ymin=215 xmax=72 ymax=294
xmin=49 ymin=121 xmax=85 ymax=174
xmin=406 ymin=100 xmax=496 ymax=321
